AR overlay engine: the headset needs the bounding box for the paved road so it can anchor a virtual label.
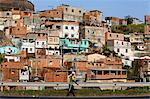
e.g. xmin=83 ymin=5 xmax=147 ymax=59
xmin=0 ymin=96 xmax=150 ymax=99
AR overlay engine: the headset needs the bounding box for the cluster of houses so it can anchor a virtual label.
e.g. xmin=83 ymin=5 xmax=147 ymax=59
xmin=0 ymin=3 xmax=150 ymax=83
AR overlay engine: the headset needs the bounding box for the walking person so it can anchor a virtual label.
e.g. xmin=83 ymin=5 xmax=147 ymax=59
xmin=66 ymin=72 xmax=79 ymax=96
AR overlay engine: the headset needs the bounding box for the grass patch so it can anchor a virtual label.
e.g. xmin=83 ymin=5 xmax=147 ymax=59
xmin=0 ymin=87 xmax=150 ymax=96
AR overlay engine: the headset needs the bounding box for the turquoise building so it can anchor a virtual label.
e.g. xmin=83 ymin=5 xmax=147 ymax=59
xmin=60 ymin=38 xmax=89 ymax=53
xmin=0 ymin=46 xmax=20 ymax=55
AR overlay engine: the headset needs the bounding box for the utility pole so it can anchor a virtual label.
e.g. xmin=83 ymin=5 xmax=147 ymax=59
xmin=61 ymin=41 xmax=64 ymax=67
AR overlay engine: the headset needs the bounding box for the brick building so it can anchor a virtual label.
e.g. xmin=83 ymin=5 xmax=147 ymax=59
xmin=132 ymin=56 xmax=150 ymax=82
xmin=144 ymin=25 xmax=150 ymax=52
xmin=39 ymin=4 xmax=84 ymax=22
xmin=87 ymin=57 xmax=127 ymax=82
xmin=105 ymin=32 xmax=124 ymax=42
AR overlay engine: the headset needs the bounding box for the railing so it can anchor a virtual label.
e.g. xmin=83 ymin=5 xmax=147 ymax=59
xmin=0 ymin=82 xmax=150 ymax=91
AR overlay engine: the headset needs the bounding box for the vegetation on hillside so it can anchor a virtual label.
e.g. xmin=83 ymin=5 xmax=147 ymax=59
xmin=111 ymin=24 xmax=146 ymax=34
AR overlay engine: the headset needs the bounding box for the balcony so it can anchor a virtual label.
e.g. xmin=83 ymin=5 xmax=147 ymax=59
xmin=60 ymin=38 xmax=89 ymax=50
xmin=95 ymin=74 xmax=127 ymax=79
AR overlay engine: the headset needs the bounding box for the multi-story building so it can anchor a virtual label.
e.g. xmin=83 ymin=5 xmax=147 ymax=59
xmin=105 ymin=17 xmax=127 ymax=26
xmin=107 ymin=40 xmax=133 ymax=60
xmin=87 ymin=57 xmax=127 ymax=82
xmin=133 ymin=56 xmax=150 ymax=82
xmin=83 ymin=10 xmax=103 ymax=26
xmin=47 ymin=30 xmax=60 ymax=55
xmin=130 ymin=32 xmax=144 ymax=44
xmin=80 ymin=26 xmax=107 ymax=48
xmin=0 ymin=11 xmax=12 ymax=31
xmin=0 ymin=46 xmax=20 ymax=55
xmin=144 ymin=25 xmax=150 ymax=52
xmin=21 ymin=38 xmax=35 ymax=58
xmin=105 ymin=32 xmax=124 ymax=42
xmin=34 ymin=32 xmax=47 ymax=58
xmin=60 ymin=38 xmax=89 ymax=53
xmin=4 ymin=55 xmax=20 ymax=62
xmin=45 ymin=21 xmax=79 ymax=38
xmin=80 ymin=10 xmax=106 ymax=48
xmin=39 ymin=4 xmax=84 ymax=22
xmin=45 ymin=21 xmax=89 ymax=53
xmin=57 ymin=4 xmax=84 ymax=22
xmin=129 ymin=32 xmax=144 ymax=51
xmin=21 ymin=11 xmax=33 ymax=32
xmin=39 ymin=9 xmax=63 ymax=20
xmin=65 ymin=55 xmax=127 ymax=82
xmin=1 ymin=58 xmax=30 ymax=82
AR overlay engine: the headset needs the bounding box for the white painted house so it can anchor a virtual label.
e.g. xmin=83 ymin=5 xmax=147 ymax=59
xmin=21 ymin=39 xmax=35 ymax=54
xmin=107 ymin=40 xmax=134 ymax=60
xmin=61 ymin=22 xmax=79 ymax=39
xmin=46 ymin=30 xmax=60 ymax=55
xmin=35 ymin=40 xmax=47 ymax=48
xmin=5 ymin=55 xmax=20 ymax=62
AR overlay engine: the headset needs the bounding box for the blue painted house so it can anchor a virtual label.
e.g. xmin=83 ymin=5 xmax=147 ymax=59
xmin=0 ymin=46 xmax=20 ymax=55
xmin=60 ymin=38 xmax=89 ymax=53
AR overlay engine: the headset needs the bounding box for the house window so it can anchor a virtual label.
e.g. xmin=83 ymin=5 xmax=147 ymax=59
xmin=98 ymin=71 xmax=102 ymax=75
xmin=42 ymin=42 xmax=45 ymax=45
xmin=49 ymin=47 xmax=52 ymax=50
xmin=65 ymin=34 xmax=68 ymax=38
xmin=116 ymin=35 xmax=118 ymax=37
xmin=98 ymin=38 xmax=101 ymax=42
xmin=110 ymin=34 xmax=111 ymax=37
xmin=56 ymin=26 xmax=61 ymax=29
xmin=122 ymin=71 xmax=126 ymax=75
xmin=79 ymin=10 xmax=81 ymax=13
xmin=65 ymin=26 xmax=68 ymax=29
xmin=30 ymin=48 xmax=32 ymax=51
xmin=122 ymin=42 xmax=124 ymax=45
xmin=71 ymin=34 xmax=74 ymax=37
xmin=85 ymin=41 xmax=87 ymax=45
xmin=49 ymin=61 xmax=52 ymax=64
xmin=38 ymin=34 xmax=40 ymax=36
xmin=117 ymin=48 xmax=119 ymax=52
xmin=57 ymin=12 xmax=59 ymax=14
xmin=6 ymin=13 xmax=9 ymax=16
xmin=71 ymin=27 xmax=74 ymax=30
xmin=66 ymin=8 xmax=68 ymax=11
xmin=49 ymin=38 xmax=53 ymax=42
xmin=126 ymin=49 xmax=128 ymax=53
xmin=37 ymin=42 xmax=39 ymax=45
xmin=72 ymin=9 xmax=74 ymax=12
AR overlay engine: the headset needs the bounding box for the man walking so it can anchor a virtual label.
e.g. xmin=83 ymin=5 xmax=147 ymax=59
xmin=66 ymin=72 xmax=79 ymax=96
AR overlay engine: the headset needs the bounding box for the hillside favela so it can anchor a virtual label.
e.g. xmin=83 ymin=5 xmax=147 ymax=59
xmin=0 ymin=0 xmax=150 ymax=98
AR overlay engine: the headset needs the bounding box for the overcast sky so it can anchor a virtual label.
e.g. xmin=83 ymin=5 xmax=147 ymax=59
xmin=29 ymin=0 xmax=150 ymax=21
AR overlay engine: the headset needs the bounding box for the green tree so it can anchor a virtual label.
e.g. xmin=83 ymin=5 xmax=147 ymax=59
xmin=102 ymin=45 xmax=112 ymax=57
xmin=111 ymin=24 xmax=145 ymax=34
